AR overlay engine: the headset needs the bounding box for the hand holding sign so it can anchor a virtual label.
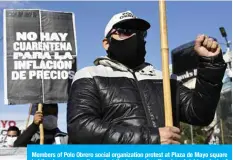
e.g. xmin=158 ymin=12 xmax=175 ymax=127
xmin=33 ymin=111 xmax=43 ymax=125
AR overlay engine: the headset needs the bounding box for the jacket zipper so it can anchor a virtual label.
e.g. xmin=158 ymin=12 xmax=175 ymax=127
xmin=132 ymin=72 xmax=153 ymax=127
xmin=97 ymin=58 xmax=155 ymax=127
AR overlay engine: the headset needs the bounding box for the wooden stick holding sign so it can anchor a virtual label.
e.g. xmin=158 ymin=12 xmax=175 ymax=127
xmin=38 ymin=103 xmax=44 ymax=144
xmin=159 ymin=0 xmax=173 ymax=126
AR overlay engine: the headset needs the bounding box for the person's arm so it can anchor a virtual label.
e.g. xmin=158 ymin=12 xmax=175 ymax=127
xmin=179 ymin=35 xmax=227 ymax=126
xmin=13 ymin=123 xmax=38 ymax=147
xmin=67 ymin=68 xmax=161 ymax=144
xmin=14 ymin=111 xmax=42 ymax=147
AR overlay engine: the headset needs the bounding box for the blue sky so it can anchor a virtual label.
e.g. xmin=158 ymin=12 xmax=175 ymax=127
xmin=0 ymin=1 xmax=232 ymax=132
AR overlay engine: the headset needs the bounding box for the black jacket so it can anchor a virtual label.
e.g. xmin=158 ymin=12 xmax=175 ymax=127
xmin=14 ymin=123 xmax=68 ymax=147
xmin=67 ymin=54 xmax=226 ymax=144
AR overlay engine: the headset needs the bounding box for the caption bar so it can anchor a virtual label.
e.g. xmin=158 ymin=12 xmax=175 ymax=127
xmin=27 ymin=145 xmax=232 ymax=160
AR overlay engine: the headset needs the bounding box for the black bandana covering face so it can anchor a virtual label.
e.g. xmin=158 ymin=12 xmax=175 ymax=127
xmin=107 ymin=34 xmax=146 ymax=69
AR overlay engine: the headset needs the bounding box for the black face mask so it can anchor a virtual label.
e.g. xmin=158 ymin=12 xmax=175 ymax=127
xmin=107 ymin=35 xmax=146 ymax=69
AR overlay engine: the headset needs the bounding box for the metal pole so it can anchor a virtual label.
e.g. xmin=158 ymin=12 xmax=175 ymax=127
xmin=220 ymin=118 xmax=225 ymax=144
xmin=190 ymin=125 xmax=194 ymax=144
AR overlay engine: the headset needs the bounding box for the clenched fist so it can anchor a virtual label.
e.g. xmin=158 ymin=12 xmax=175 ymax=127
xmin=159 ymin=126 xmax=181 ymax=144
xmin=33 ymin=111 xmax=43 ymax=125
xmin=194 ymin=34 xmax=221 ymax=57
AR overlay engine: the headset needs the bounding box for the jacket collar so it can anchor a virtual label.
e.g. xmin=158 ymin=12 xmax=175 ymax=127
xmin=94 ymin=56 xmax=158 ymax=76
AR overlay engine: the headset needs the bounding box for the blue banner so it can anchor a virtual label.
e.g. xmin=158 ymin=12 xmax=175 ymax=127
xmin=27 ymin=145 xmax=232 ymax=160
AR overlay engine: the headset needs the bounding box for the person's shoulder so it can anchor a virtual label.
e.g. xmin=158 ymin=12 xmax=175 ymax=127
xmin=153 ymin=69 xmax=162 ymax=78
xmin=72 ymin=65 xmax=108 ymax=82
xmin=55 ymin=128 xmax=68 ymax=137
xmin=55 ymin=129 xmax=68 ymax=144
xmin=72 ymin=66 xmax=96 ymax=82
xmin=143 ymin=63 xmax=178 ymax=81
xmin=143 ymin=63 xmax=162 ymax=78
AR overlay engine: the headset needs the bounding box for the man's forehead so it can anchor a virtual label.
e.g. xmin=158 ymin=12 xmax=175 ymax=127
xmin=7 ymin=130 xmax=17 ymax=135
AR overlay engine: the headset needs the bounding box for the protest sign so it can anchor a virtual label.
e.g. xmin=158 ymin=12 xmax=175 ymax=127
xmin=0 ymin=147 xmax=27 ymax=160
xmin=4 ymin=9 xmax=77 ymax=105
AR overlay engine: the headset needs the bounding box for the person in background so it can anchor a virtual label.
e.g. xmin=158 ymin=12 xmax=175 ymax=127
xmin=14 ymin=104 xmax=68 ymax=146
xmin=2 ymin=126 xmax=20 ymax=147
